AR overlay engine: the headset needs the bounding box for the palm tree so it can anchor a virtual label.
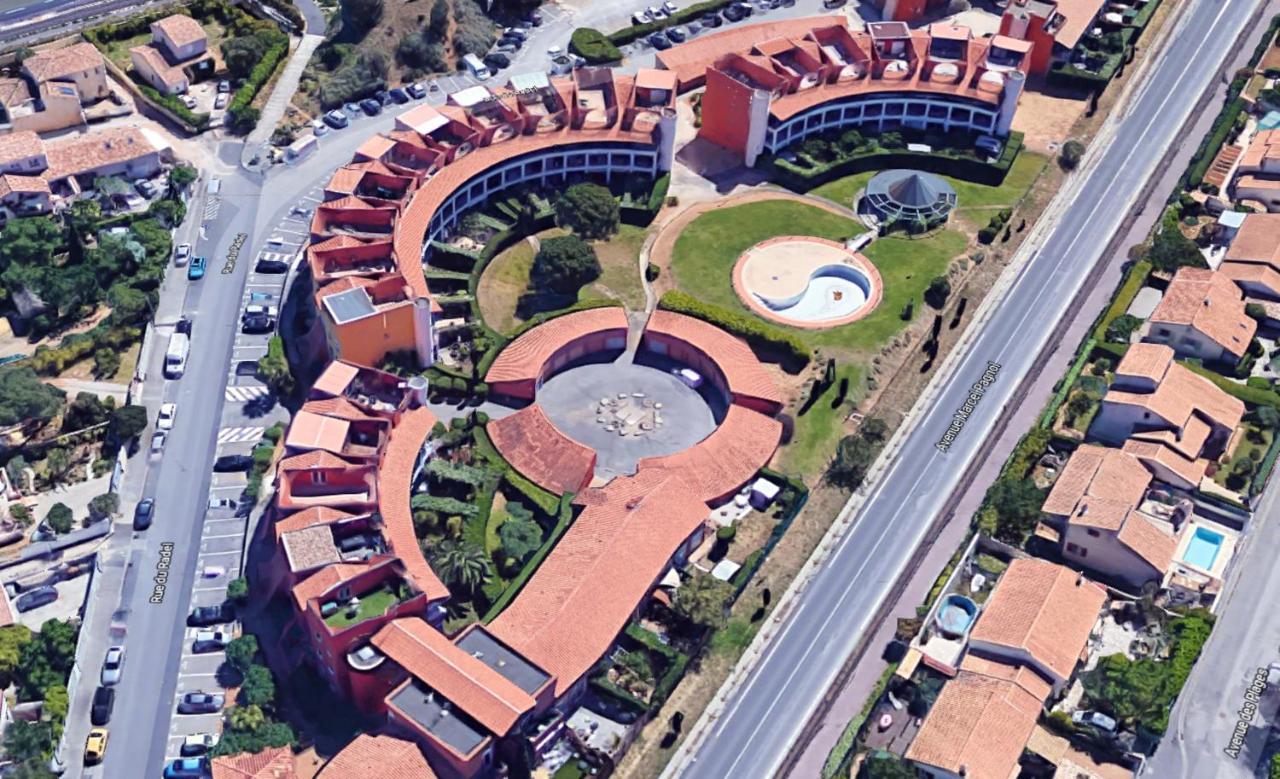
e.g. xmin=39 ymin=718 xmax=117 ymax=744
xmin=430 ymin=540 xmax=492 ymax=593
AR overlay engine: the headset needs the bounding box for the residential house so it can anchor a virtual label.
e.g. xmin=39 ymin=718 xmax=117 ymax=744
xmin=0 ymin=126 xmax=171 ymax=197
xmin=999 ymin=0 xmax=1110 ymax=76
xmin=966 ymin=557 xmax=1107 ymax=693
xmin=1041 ymin=445 xmax=1186 ymax=589
xmin=317 ymin=734 xmax=436 ymax=778
xmin=21 ymin=43 xmax=109 ymax=103
xmin=1143 ymin=267 xmax=1256 ymax=363
xmin=129 ymin=13 xmax=214 ymax=95
xmin=1220 ymin=212 xmax=1280 ymax=300
xmin=1089 ymin=343 xmax=1244 ymax=457
xmin=210 ymin=745 xmax=297 ymax=779
xmin=1231 ymin=129 xmax=1280 ymax=211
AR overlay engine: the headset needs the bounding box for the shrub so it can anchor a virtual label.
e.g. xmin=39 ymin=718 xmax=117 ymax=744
xmin=924 ymin=276 xmax=951 ymax=309
xmin=45 ymin=503 xmax=73 ymax=534
xmin=1059 ymin=139 xmax=1086 ymax=170
xmin=452 ymin=0 xmax=497 ymax=57
xmin=555 ymin=182 xmax=620 ymax=239
xmin=1105 ymin=314 xmax=1142 ymax=344
xmin=900 ymin=299 xmax=914 ymax=320
xmin=530 ymin=235 xmax=601 ymax=294
xmin=658 ymin=291 xmax=810 ymax=370
xmin=226 ymin=577 xmax=249 ymax=603
xmin=646 ymin=263 xmax=660 ymax=282
xmin=227 ymin=39 xmax=288 ymax=134
xmin=570 ymin=28 xmax=622 ymax=64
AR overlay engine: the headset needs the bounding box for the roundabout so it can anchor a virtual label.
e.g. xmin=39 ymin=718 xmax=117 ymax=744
xmin=732 ymin=236 xmax=883 ymax=329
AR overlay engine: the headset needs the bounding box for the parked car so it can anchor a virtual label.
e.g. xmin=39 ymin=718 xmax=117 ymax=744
xmin=101 ymin=646 xmax=125 ymax=685
xmin=495 ymin=41 xmax=519 ymax=54
xmin=701 ymin=12 xmax=723 ymax=27
xmin=388 ymin=87 xmax=409 ymax=104
xmin=187 ymin=255 xmax=206 ymax=280
xmin=343 ymin=102 xmax=361 ymax=116
xmin=180 ymin=94 xmax=197 ymax=109
xmin=254 ymin=254 xmax=290 ymax=274
xmin=187 ymin=602 xmax=235 ymax=627
xmin=312 ymin=119 xmax=330 ymax=137
xmin=1072 ymin=710 xmax=1117 ymax=733
xmin=407 ymin=82 xmax=426 ymax=99
xmin=687 ymin=20 xmax=702 ymax=35
xmin=214 ymin=93 xmax=229 ymax=110
xmin=823 ymin=0 xmax=846 ymax=6
xmin=173 ymin=242 xmax=191 ymax=266
xmin=180 ymin=733 xmax=219 ymax=757
xmin=484 ymin=52 xmax=511 ymax=70
xmin=667 ymin=26 xmax=687 ymax=42
xmin=150 ymin=429 xmax=167 ymax=455
xmin=503 ymin=26 xmax=528 ymax=41
xmin=212 ymin=454 xmax=253 ymax=473
xmin=201 ymin=565 xmax=227 ymax=579
xmin=663 ymin=0 xmax=679 ymax=11
xmin=498 ymin=34 xmax=523 ymax=49
xmin=157 ymin=403 xmax=177 ymax=431
xmin=217 ymin=80 xmax=230 ymax=93
xmin=15 ymin=586 xmax=57 ymax=613
xmin=649 ymin=33 xmax=673 ymax=50
xmin=647 ymin=5 xmax=667 ymax=20
xmin=527 ymin=9 xmax=543 ymax=25
xmin=133 ymin=498 xmax=154 ymax=530
xmin=91 ymin=685 xmax=115 ymax=726
xmin=164 ymin=757 xmax=208 ymax=778
xmin=177 ymin=691 xmax=224 ymax=714
xmin=632 ymin=9 xmax=653 ymax=24
xmin=192 ymin=630 xmax=229 ymax=653
xmin=673 ymin=367 xmax=703 ymax=388
xmin=135 ymin=178 xmax=158 ymax=198
xmin=176 ymin=315 xmax=193 ymax=335
xmin=323 ymin=110 xmax=348 ymax=130
xmin=975 ymin=135 xmax=1003 ymax=157
xmin=359 ymin=98 xmax=382 ymax=115
xmin=546 ymin=44 xmax=563 ymax=57
xmin=84 ymin=728 xmax=108 ymax=765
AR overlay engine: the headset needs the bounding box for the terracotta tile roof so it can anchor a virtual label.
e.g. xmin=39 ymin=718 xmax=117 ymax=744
xmin=375 ymin=406 xmax=449 ymax=602
xmin=211 ymin=746 xmax=296 ymax=779
xmin=1225 ymin=212 xmax=1280 ymax=268
xmin=637 ymin=404 xmax=781 ymax=502
xmin=905 ymin=663 xmax=1045 ymax=779
xmin=968 ymin=558 xmax=1106 ymax=683
xmin=487 ymin=405 xmax=596 ymax=495
xmin=1116 ymin=511 xmax=1178 ymax=574
xmin=0 ymin=77 xmax=30 ymax=107
xmin=644 ymin=310 xmax=783 ymax=407
xmin=1235 ymin=175 xmax=1280 ymax=192
xmin=372 ymin=618 xmax=536 ymax=736
xmin=290 ymin=559 xmax=384 ymax=610
xmin=0 ymin=131 xmax=42 ymax=165
xmin=274 ymin=506 xmax=359 ymax=540
xmin=355 ymin=135 xmax=397 ymax=161
xmin=129 ymin=44 xmax=187 ymax=90
xmin=1114 ymin=342 xmax=1173 ymax=384
xmin=24 ymin=42 xmax=103 ymax=84
xmin=1240 ymin=129 xmax=1280 ymax=170
xmin=654 ymin=15 xmax=845 ymax=87
xmin=1148 ymin=268 xmax=1256 ymax=358
xmin=1106 ymin=356 xmax=1244 ymax=436
xmin=318 ymin=734 xmax=436 ymax=779
xmin=278 ymin=449 xmax=356 ymax=472
xmin=957 ymin=654 xmax=1053 ymax=700
xmin=635 ymin=68 xmax=678 ymax=92
xmin=302 ymin=396 xmax=380 ymax=422
xmin=1129 ymin=414 xmax=1212 ymax=461
xmin=485 ymin=307 xmax=629 ymax=387
xmin=286 ymin=409 xmax=352 ymax=454
xmin=1204 ymin=143 xmax=1241 ymax=189
xmin=1041 ymin=444 xmax=1150 ymax=521
xmin=1052 ymin=0 xmax=1109 ymax=50
xmin=489 ymin=467 xmax=710 ymax=696
xmin=42 ymin=126 xmax=164 ymax=183
xmin=1121 ymin=438 xmax=1208 ymax=487
xmin=281 ymin=524 xmax=340 ymax=573
xmin=153 ymin=13 xmax=207 ymax=50
xmin=0 ymin=174 xmax=49 ymax=196
xmin=1220 ymin=259 xmax=1280 ymax=299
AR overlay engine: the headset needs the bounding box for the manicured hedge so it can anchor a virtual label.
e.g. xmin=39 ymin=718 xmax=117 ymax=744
xmin=569 ymin=28 xmax=622 ymax=64
xmin=227 ymin=39 xmax=289 ymax=132
xmin=1090 ymin=260 xmax=1152 ymax=343
xmin=1039 ymin=338 xmax=1097 ymax=429
xmin=482 ymin=493 xmax=576 ymax=621
xmin=767 ymin=132 xmax=1024 ymax=192
xmin=131 ymin=77 xmax=211 ymax=130
xmin=607 ymin=0 xmax=735 ymax=45
xmin=658 ymin=290 xmax=811 ymax=371
xmin=503 ymin=470 xmax=561 ymax=515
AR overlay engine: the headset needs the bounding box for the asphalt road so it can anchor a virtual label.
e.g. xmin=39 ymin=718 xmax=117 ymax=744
xmin=673 ymin=2 xmax=1265 ymax=777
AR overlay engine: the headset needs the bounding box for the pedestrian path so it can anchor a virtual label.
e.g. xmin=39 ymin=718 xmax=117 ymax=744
xmin=224 ymin=386 xmax=270 ymax=403
xmin=241 ymin=33 xmax=325 ymax=170
xmin=216 ymin=426 xmax=264 ymax=445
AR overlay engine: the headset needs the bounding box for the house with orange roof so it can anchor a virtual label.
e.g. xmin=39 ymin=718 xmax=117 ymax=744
xmin=905 ymin=654 xmax=1051 ymax=779
xmin=129 ymin=13 xmax=213 ymax=95
xmin=1231 ymin=129 xmax=1280 ymax=211
xmin=1220 ymin=212 xmax=1280 ymax=300
xmin=999 ymin=0 xmax=1110 ymax=76
xmin=22 ymin=42 xmax=108 ymax=104
xmin=285 ymin=399 xmax=392 ymax=462
xmin=1041 ymin=445 xmax=1188 ymax=589
xmin=210 ymin=745 xmax=297 ymax=779
xmin=1143 ymin=267 xmax=1256 ymax=363
xmin=870 ymin=0 xmax=950 ymax=23
xmin=966 ymin=558 xmax=1107 ymax=692
xmin=696 ymin=19 xmax=1029 ymax=166
xmin=0 ymin=126 xmax=171 ymax=197
xmin=309 ymin=359 xmax=410 ymax=417
xmin=275 ymin=450 xmax=379 ymax=513
xmin=1090 ymin=343 xmax=1244 ymax=459
xmin=317 ymin=734 xmax=436 ymax=778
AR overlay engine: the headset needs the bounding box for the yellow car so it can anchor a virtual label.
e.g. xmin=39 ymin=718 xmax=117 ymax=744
xmin=84 ymin=728 xmax=108 ymax=765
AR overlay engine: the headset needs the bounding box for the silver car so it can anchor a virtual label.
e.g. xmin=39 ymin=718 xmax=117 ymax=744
xmin=101 ymin=646 xmax=125 ymax=685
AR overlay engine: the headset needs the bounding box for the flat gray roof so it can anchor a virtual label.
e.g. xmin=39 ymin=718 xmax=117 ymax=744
xmin=390 ymin=679 xmax=489 ymax=756
xmin=456 ymin=627 xmax=550 ymax=695
xmin=323 ymin=287 xmax=376 ymax=325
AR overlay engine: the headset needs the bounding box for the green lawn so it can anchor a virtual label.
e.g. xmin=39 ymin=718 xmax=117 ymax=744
xmin=783 ymin=362 xmax=866 ymax=475
xmin=810 ymin=152 xmax=1048 ymax=213
xmin=324 ymin=588 xmax=398 ymax=629
xmin=668 ymin=199 xmax=964 ymax=354
xmin=582 ymin=224 xmax=647 ymax=310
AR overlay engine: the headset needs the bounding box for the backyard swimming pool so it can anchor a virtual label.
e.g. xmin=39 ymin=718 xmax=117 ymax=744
xmin=733 ymin=236 xmax=883 ymax=328
xmin=1181 ymin=526 xmax=1224 ymax=572
xmin=755 ymin=264 xmax=872 ymax=322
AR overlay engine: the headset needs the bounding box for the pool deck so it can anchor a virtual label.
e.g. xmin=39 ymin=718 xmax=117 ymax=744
xmin=732 ymin=235 xmax=883 ymax=330
xmin=1172 ymin=518 xmax=1238 ymax=579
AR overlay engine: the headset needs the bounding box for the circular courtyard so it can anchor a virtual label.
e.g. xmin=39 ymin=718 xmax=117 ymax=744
xmin=732 ymin=236 xmax=883 ymax=329
xmin=536 ymin=360 xmax=717 ymax=478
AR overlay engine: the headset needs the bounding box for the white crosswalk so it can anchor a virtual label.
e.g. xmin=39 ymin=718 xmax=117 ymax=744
xmin=224 ymin=386 xmax=270 ymax=402
xmin=203 ymin=196 xmax=220 ymax=221
xmin=215 ymin=426 xmax=264 ymax=445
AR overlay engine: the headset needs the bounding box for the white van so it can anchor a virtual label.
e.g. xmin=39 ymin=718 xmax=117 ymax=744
xmin=164 ymin=332 xmax=190 ymax=379
xmin=462 ymin=53 xmax=491 ymax=80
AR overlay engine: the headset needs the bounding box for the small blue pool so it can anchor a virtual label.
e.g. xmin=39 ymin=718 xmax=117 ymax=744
xmin=934 ymin=594 xmax=978 ymax=638
xmin=1181 ymin=527 xmax=1224 ymax=571
xmin=1260 ymin=111 xmax=1280 ymax=131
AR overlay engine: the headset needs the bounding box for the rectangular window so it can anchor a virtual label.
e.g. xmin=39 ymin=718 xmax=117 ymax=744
xmin=1086 ymin=528 xmax=1100 ymax=538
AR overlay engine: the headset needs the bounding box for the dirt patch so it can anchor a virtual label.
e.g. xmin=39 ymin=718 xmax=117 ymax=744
xmin=1011 ymin=87 xmax=1086 ymax=154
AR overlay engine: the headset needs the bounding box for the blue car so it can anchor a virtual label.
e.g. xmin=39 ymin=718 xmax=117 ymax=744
xmin=164 ymin=757 xmax=207 ymax=778
xmin=187 ymin=256 xmax=206 ymax=280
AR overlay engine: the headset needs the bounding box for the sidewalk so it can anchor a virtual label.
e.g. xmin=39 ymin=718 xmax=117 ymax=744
xmin=240 ymin=32 xmax=325 ymax=171
xmin=788 ymin=2 xmax=1276 ymax=774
